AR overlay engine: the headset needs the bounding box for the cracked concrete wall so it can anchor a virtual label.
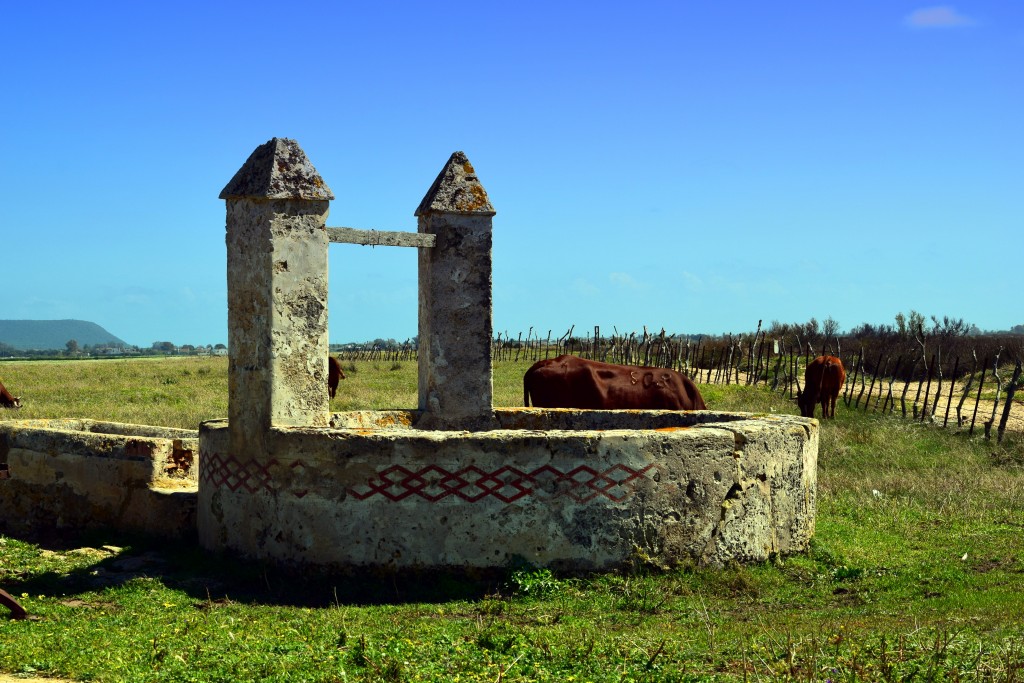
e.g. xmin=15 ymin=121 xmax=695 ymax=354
xmin=198 ymin=410 xmax=816 ymax=571
xmin=0 ymin=419 xmax=198 ymax=538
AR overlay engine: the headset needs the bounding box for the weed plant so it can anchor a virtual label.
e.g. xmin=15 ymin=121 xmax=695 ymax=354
xmin=2 ymin=358 xmax=1024 ymax=680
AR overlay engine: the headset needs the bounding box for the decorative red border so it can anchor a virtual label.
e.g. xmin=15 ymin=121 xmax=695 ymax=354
xmin=200 ymin=452 xmax=657 ymax=503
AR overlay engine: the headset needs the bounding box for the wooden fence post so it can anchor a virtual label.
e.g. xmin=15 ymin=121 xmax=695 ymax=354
xmin=900 ymin=356 xmax=920 ymax=419
xmin=753 ymin=330 xmax=767 ymax=386
xmin=862 ymin=352 xmax=883 ymax=412
xmin=771 ymin=340 xmax=784 ymax=391
xmin=746 ymin=320 xmax=761 ymax=385
xmin=942 ymin=356 xmax=960 ymax=428
xmin=920 ymin=354 xmax=936 ymax=422
xmin=845 ymin=348 xmax=863 ymax=406
xmin=969 ymin=358 xmax=988 ymax=436
xmin=882 ymin=355 xmax=903 ymax=413
xmin=984 ymin=349 xmax=1005 ymax=440
xmin=997 ymin=360 xmax=1022 ymax=445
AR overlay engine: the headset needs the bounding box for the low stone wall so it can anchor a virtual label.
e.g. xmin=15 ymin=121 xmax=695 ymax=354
xmin=0 ymin=419 xmax=198 ymax=539
xmin=199 ymin=409 xmax=817 ymax=572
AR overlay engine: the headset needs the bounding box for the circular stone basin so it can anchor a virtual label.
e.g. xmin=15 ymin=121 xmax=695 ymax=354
xmin=197 ymin=409 xmax=817 ymax=572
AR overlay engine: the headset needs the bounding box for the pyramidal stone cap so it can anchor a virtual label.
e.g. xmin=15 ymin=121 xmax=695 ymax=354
xmin=220 ymin=137 xmax=334 ymax=201
xmin=415 ymin=151 xmax=495 ymax=216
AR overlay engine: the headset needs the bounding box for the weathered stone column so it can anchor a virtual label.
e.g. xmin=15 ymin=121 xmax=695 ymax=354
xmin=219 ymin=137 xmax=333 ymax=459
xmin=416 ymin=152 xmax=497 ymax=430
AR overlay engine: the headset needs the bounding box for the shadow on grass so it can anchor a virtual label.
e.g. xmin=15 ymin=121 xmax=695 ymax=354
xmin=1 ymin=528 xmax=506 ymax=610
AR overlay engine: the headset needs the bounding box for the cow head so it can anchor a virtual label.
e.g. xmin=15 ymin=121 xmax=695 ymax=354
xmin=795 ymin=390 xmax=814 ymax=418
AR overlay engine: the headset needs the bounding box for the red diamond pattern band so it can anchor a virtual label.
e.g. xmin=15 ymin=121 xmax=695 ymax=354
xmin=200 ymin=452 xmax=656 ymax=503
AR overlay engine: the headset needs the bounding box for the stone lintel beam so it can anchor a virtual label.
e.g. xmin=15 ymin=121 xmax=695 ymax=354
xmin=327 ymin=227 xmax=436 ymax=248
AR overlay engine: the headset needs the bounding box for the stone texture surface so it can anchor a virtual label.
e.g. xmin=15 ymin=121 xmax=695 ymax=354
xmin=226 ymin=198 xmax=331 ymax=438
xmin=414 ymin=151 xmax=495 ymax=216
xmin=0 ymin=419 xmax=198 ymax=538
xmin=220 ymin=137 xmax=334 ymax=201
xmin=198 ymin=410 xmax=817 ymax=571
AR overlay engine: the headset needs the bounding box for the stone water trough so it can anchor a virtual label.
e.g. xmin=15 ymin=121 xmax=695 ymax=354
xmin=200 ymin=408 xmax=817 ymax=572
xmin=0 ymin=419 xmax=198 ymax=538
xmin=0 ymin=408 xmax=816 ymax=572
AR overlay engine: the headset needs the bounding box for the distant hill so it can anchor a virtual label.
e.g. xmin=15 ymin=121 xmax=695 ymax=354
xmin=0 ymin=320 xmax=128 ymax=351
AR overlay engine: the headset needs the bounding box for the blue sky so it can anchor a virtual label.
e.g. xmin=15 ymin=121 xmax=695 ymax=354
xmin=3 ymin=2 xmax=1020 ymax=347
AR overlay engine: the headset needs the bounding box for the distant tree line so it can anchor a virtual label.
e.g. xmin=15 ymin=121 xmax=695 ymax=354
xmin=0 ymin=340 xmax=228 ymax=359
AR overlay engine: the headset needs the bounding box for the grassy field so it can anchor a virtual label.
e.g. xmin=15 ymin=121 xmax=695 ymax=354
xmin=0 ymin=356 xmax=540 ymax=429
xmin=2 ymin=357 xmax=1024 ymax=681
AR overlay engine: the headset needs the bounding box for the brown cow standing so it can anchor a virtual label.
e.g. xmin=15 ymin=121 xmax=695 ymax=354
xmin=0 ymin=380 xmax=20 ymax=409
xmin=524 ymin=355 xmax=706 ymax=410
xmin=328 ymin=356 xmax=346 ymax=399
xmin=798 ymin=355 xmax=846 ymax=419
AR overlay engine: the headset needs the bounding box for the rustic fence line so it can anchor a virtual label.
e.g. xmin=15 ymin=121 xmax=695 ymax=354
xmin=834 ymin=348 xmax=1022 ymax=444
xmin=335 ymin=324 xmax=1023 ymax=442
xmin=334 ymin=343 xmax=418 ymax=363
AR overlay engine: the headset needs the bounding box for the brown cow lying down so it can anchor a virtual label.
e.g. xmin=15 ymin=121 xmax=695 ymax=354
xmin=0 ymin=380 xmax=20 ymax=409
xmin=328 ymin=356 xmax=346 ymax=398
xmin=524 ymin=355 xmax=706 ymax=410
xmin=798 ymin=355 xmax=846 ymax=419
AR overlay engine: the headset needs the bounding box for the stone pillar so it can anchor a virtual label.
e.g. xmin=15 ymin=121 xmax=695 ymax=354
xmin=219 ymin=137 xmax=333 ymax=458
xmin=416 ymin=152 xmax=497 ymax=430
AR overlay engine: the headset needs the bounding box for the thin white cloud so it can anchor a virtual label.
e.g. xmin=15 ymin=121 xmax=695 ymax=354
xmin=572 ymin=278 xmax=600 ymax=296
xmin=116 ymin=294 xmax=152 ymax=306
xmin=905 ymin=6 xmax=977 ymax=28
xmin=680 ymin=271 xmax=704 ymax=292
xmin=609 ymin=272 xmax=644 ymax=290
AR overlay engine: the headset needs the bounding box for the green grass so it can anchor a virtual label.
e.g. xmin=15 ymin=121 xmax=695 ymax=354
xmin=0 ymin=356 xmax=229 ymax=430
xmin=0 ymin=356 xmax=553 ymax=428
xmin=2 ymin=357 xmax=1024 ymax=680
